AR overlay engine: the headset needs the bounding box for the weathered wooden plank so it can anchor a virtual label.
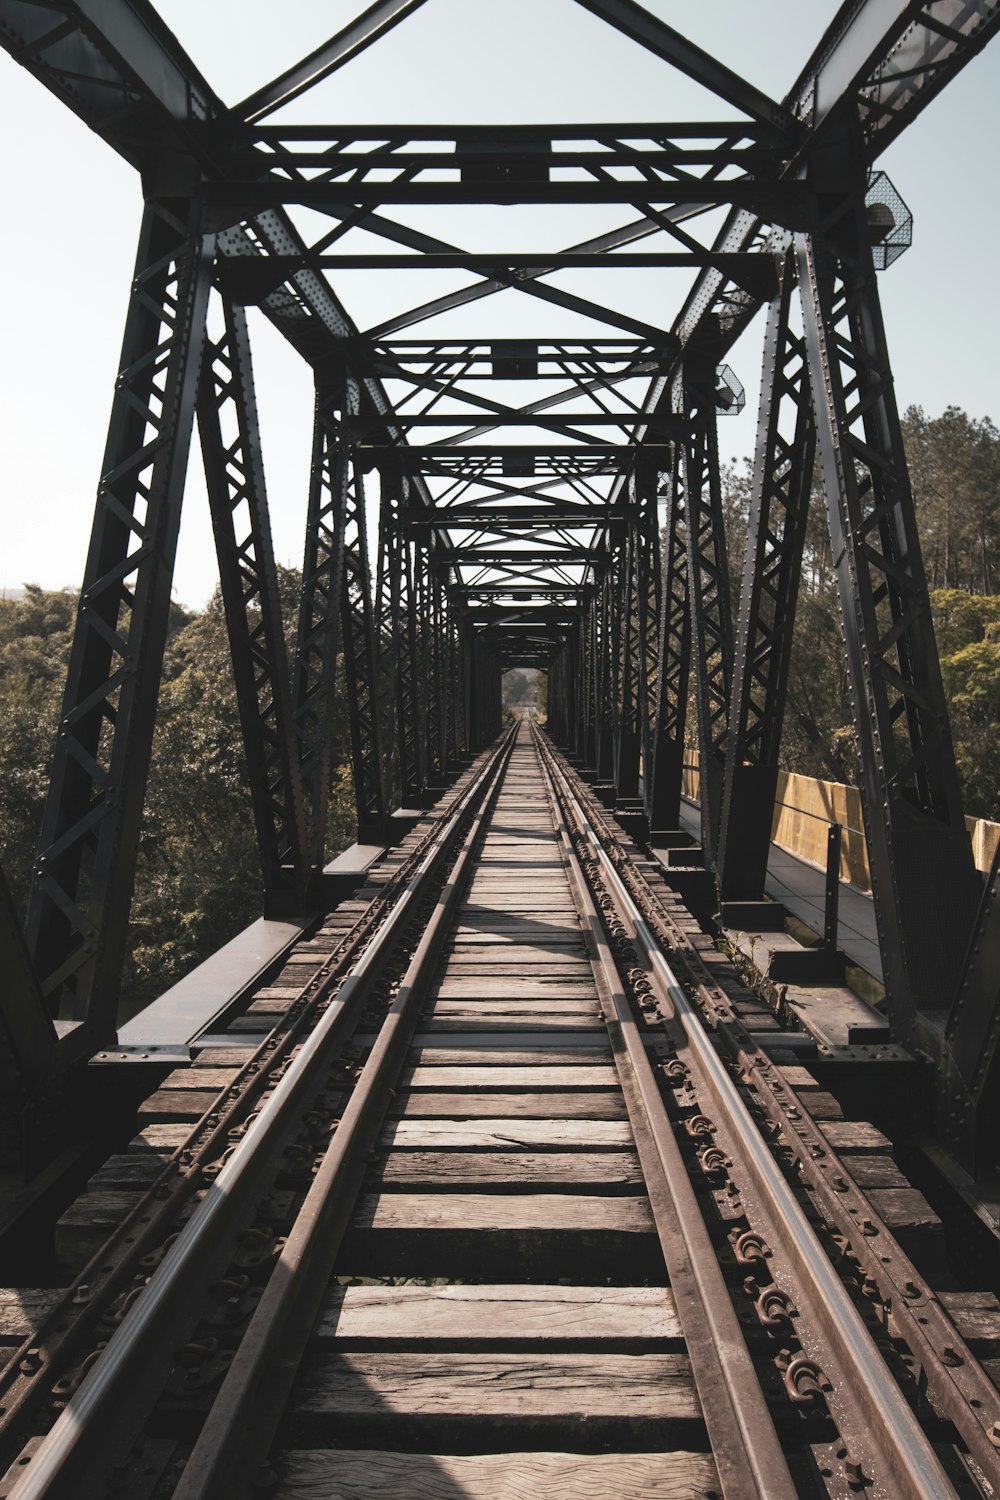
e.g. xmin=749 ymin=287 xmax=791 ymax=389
xmin=453 ymin=929 xmax=583 ymax=943
xmin=192 ymin=1048 xmax=261 ymax=1067
xmin=88 ymin=1155 xmax=165 ymax=1192
xmin=381 ymin=1119 xmax=633 ymax=1149
xmin=403 ymin=1065 xmax=619 ymax=1090
xmin=426 ymin=1001 xmax=599 ymax=1017
xmin=431 ymin=986 xmax=596 ymax=1002
xmin=407 ymin=1045 xmax=612 ymax=1067
xmin=438 ymin=960 xmax=593 ymax=975
xmin=372 ymin=1150 xmax=642 ymax=1189
xmin=56 ymin=1191 xmax=147 ymax=1270
xmin=417 ymin=1021 xmax=606 ymax=1038
xmin=352 ymin=1193 xmax=652 ymax=1233
xmin=392 ymin=1091 xmax=627 ymax=1119
xmin=273 ymin=1449 xmax=719 ymax=1500
xmin=0 ymin=1289 xmax=61 ymax=1344
xmin=412 ymin=1033 xmax=606 ymax=1051
xmin=317 ymin=1285 xmax=679 ymax=1346
xmin=137 ymin=1090 xmax=219 ymax=1124
xmin=819 ymin=1121 xmax=889 ymax=1153
xmin=841 ymin=1156 xmax=909 ymax=1189
xmin=246 ymin=995 xmax=296 ymax=1015
xmin=156 ymin=1067 xmax=240 ymax=1091
xmin=292 ymin=1353 xmax=696 ymax=1422
xmin=128 ymin=1123 xmax=191 ymax=1153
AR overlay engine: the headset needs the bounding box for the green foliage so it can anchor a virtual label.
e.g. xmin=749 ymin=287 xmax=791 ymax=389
xmin=903 ymin=407 xmax=1000 ymax=595
xmin=931 ymin=590 xmax=1000 ymax=821
xmin=0 ymin=580 xmax=356 ymax=1020
xmin=719 ymin=405 xmax=1000 ymax=814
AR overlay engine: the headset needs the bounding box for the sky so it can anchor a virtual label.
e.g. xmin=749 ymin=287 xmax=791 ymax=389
xmin=0 ymin=1 xmax=997 ymax=607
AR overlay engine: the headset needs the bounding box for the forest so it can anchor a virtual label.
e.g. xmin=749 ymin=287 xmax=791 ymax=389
xmin=0 ymin=403 xmax=996 ymax=1013
xmin=721 ymin=405 xmax=1000 ymax=814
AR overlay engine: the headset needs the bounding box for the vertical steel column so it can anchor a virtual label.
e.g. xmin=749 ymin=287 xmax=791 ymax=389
xmin=374 ymin=459 xmax=416 ymax=812
xmin=944 ymin=844 xmax=1000 ymax=1172
xmin=647 ymin=444 xmax=692 ymax=830
xmin=293 ymin=373 xmax=351 ymax=866
xmin=614 ymin=479 xmax=642 ymax=799
xmin=25 ymin=204 xmax=213 ymax=1043
xmin=717 ymin=249 xmax=815 ymax=900
xmin=797 ymin=177 xmax=978 ymax=1036
xmin=0 ymin=861 xmax=56 ymax=1103
xmin=594 ymin=546 xmax=622 ymax=782
xmin=425 ymin=565 xmax=449 ymax=784
xmin=339 ymin=430 xmax=391 ymax=839
xmin=198 ymin=292 xmax=308 ymax=913
xmin=684 ymin=401 xmax=733 ymax=864
xmin=577 ymin=594 xmax=598 ymax=766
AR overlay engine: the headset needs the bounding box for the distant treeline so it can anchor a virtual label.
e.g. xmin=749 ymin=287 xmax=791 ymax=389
xmin=0 ymin=571 xmax=355 ymax=1014
xmin=721 ymin=404 xmax=1000 ymax=817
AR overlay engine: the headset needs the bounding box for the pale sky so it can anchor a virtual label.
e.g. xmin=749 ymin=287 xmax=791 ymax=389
xmin=1 ymin=1 xmax=997 ymax=607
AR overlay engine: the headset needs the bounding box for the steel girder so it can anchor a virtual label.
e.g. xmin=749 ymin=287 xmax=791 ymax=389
xmin=23 ymin=203 xmax=213 ymax=1048
xmin=338 ymin=410 xmax=391 ymax=840
xmin=943 ymin=844 xmax=1000 ymax=1172
xmin=293 ymin=376 xmax=352 ymax=866
xmin=197 ymin=292 xmax=309 ymax=911
xmin=717 ymin=249 xmax=815 ymax=899
xmin=797 ymin=160 xmax=979 ymax=1039
xmin=646 ymin=446 xmax=692 ymax=831
xmin=0 ymin=860 xmax=57 ymax=1104
xmin=683 ymin=395 xmax=733 ymax=866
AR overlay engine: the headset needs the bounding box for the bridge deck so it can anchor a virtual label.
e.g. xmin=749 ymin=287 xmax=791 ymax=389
xmin=2 ymin=726 xmax=1000 ymax=1499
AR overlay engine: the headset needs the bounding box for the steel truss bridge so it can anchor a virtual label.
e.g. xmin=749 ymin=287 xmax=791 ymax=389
xmin=1 ymin=3 xmax=1000 ymax=1494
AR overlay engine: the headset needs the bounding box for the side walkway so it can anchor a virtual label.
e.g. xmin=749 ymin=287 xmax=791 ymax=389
xmin=676 ymin=798 xmax=884 ymax=982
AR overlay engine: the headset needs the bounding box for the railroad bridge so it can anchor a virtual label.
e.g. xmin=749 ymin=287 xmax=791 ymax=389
xmin=1 ymin=2 xmax=1000 ymax=1496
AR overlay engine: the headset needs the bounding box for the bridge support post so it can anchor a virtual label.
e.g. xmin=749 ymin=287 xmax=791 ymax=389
xmin=683 ymin=379 xmax=733 ymax=867
xmin=24 ymin=203 xmax=214 ymax=1047
xmin=797 ymin=174 xmax=979 ymax=1039
xmin=717 ymin=248 xmax=814 ymax=901
xmin=198 ymin=292 xmax=309 ymax=915
xmin=294 ymin=372 xmax=352 ymax=866
xmin=647 ymin=450 xmax=691 ymax=831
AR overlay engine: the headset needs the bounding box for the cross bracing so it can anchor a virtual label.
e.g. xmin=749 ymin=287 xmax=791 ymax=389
xmin=1 ymin=0 xmax=1000 ymax=1180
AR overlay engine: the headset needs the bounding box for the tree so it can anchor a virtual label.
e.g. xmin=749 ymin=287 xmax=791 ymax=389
xmin=931 ymin=590 xmax=1000 ymax=821
xmin=0 ymin=579 xmax=356 ymax=1019
xmin=903 ymin=406 xmax=1000 ymax=595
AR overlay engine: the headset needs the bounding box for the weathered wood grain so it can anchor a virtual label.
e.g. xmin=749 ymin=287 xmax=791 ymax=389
xmin=381 ymin=1119 xmax=633 ymax=1149
xmin=137 ymin=1090 xmax=220 ymax=1124
xmin=155 ymin=1067 xmax=240 ymax=1090
xmin=0 ymin=1289 xmax=61 ymax=1343
xmin=406 ymin=1048 xmax=613 ymax=1067
xmin=273 ymin=1449 xmax=719 ymax=1500
xmin=818 ymin=1121 xmax=889 ymax=1152
xmin=316 ymin=1285 xmax=679 ymax=1346
xmin=292 ymin=1352 xmax=696 ymax=1421
xmin=402 ymin=1065 xmax=619 ymax=1090
xmin=372 ymin=1150 xmax=643 ymax=1189
xmin=128 ymin=1123 xmax=190 ymax=1153
xmin=392 ymin=1090 xmax=627 ymax=1119
xmin=351 ymin=1193 xmax=653 ymax=1233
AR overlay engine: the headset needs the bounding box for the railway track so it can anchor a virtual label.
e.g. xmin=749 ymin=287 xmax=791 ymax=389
xmin=2 ymin=722 xmax=1000 ymax=1498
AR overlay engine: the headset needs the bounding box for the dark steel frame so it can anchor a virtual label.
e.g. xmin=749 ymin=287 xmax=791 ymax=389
xmin=1 ymin=0 xmax=998 ymax=1173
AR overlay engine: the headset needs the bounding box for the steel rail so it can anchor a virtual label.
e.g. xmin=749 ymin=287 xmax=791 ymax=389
xmin=531 ymin=724 xmax=962 ymax=1500
xmin=168 ymin=724 xmax=518 ymax=1499
xmin=535 ymin=746 xmax=798 ymax=1499
xmin=546 ymin=737 xmax=1000 ymax=1480
xmin=0 ymin=733 xmax=501 ymax=1449
xmin=6 ymin=727 xmax=517 ymax=1500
